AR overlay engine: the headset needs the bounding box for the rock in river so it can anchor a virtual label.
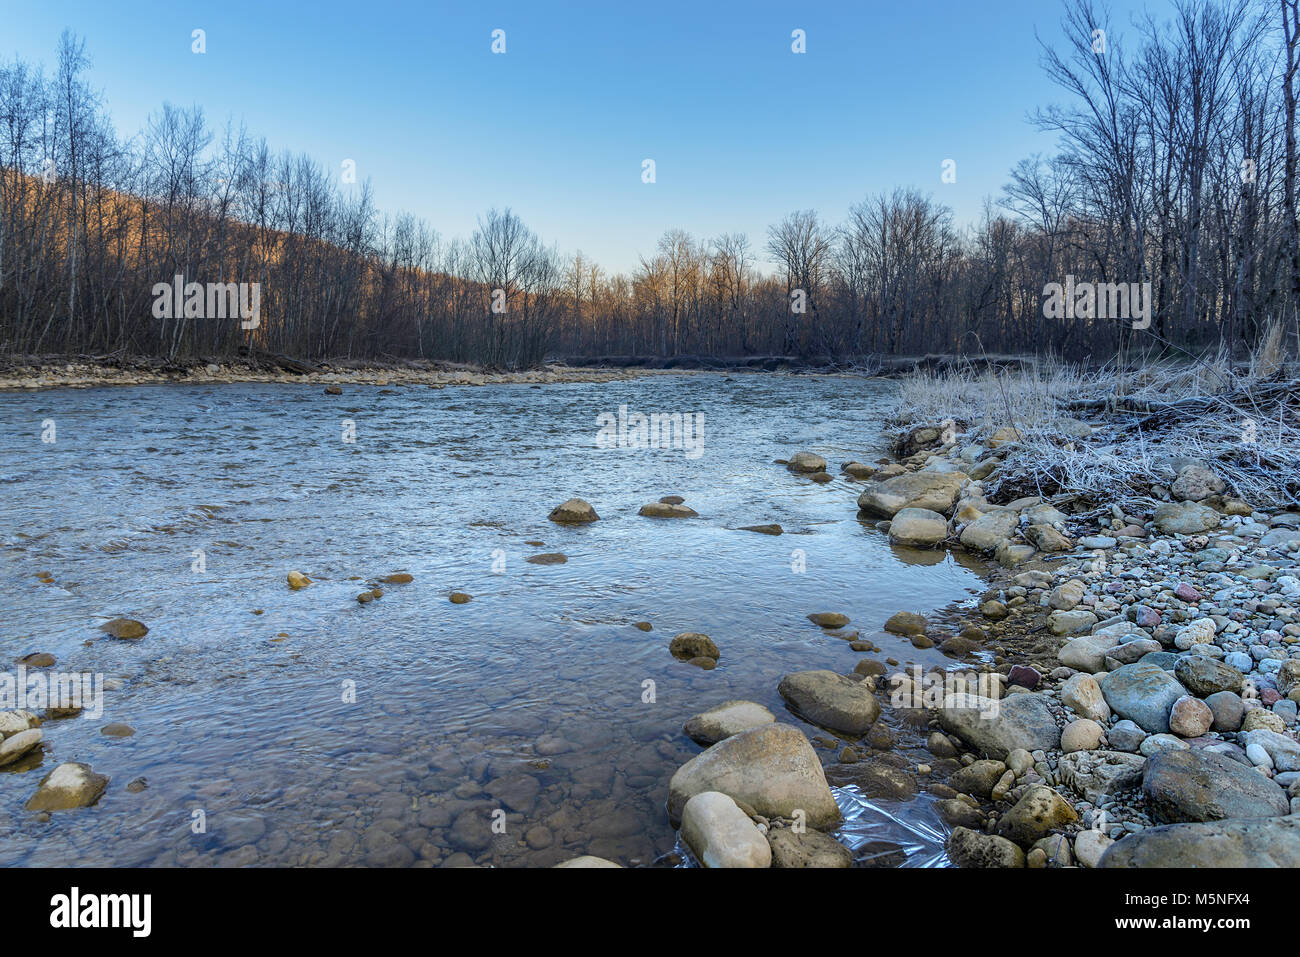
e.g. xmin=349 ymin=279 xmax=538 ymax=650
xmin=667 ymin=724 xmax=841 ymax=829
xmin=939 ymin=692 xmax=1060 ymax=759
xmin=99 ymin=618 xmax=148 ymax=640
xmin=638 ymin=502 xmax=699 ymax=518
xmin=857 ymin=471 xmax=968 ymax=518
xmin=777 ymin=670 xmax=880 ymax=735
xmin=669 ymin=632 xmax=719 ymax=662
xmin=25 ymin=762 xmax=109 ymax=811
xmin=680 ymin=791 xmax=771 ymax=868
xmin=0 ymin=729 xmax=42 ymax=767
xmin=547 ymin=498 xmax=599 ymax=523
xmin=787 ymin=451 xmax=827 ymax=473
xmin=1142 ymin=748 xmax=1291 ymax=823
xmin=683 ymin=700 xmax=775 ymax=745
xmin=807 ymin=612 xmax=850 ymax=628
xmin=889 ymin=507 xmax=949 ymax=547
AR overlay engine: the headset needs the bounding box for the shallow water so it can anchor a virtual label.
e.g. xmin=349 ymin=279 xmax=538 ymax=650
xmin=0 ymin=373 xmax=983 ymax=866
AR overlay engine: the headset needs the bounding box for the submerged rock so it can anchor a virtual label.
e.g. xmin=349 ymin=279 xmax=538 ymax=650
xmin=287 ymin=571 xmax=312 ymax=590
xmin=638 ymin=502 xmax=698 ymax=518
xmin=807 ymin=612 xmax=850 ymax=628
xmin=99 ymin=618 xmax=148 ymax=640
xmin=553 ymin=856 xmax=622 ymax=868
xmin=525 ymin=553 xmax=568 ymax=565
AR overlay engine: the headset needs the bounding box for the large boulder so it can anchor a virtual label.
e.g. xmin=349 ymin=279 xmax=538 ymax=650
xmin=888 ymin=507 xmax=949 ymax=548
xmin=958 ymin=509 xmax=1019 ymax=553
xmin=1142 ymin=748 xmax=1291 ymax=823
xmin=1058 ymin=635 xmax=1115 ymax=672
xmin=680 ymin=791 xmax=771 ymax=868
xmin=856 ymin=471 xmax=968 ymax=518
xmin=683 ymin=701 xmax=775 ymax=746
xmin=1152 ymin=501 xmax=1220 ymax=535
xmin=938 ymin=692 xmax=1060 ymax=760
xmin=1100 ymin=662 xmax=1186 ymax=734
xmin=1100 ymin=816 xmax=1300 ymax=868
xmin=777 ymin=671 xmax=880 ymax=735
xmin=667 ymin=724 xmax=840 ymax=828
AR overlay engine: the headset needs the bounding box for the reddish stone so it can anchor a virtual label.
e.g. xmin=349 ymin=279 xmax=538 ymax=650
xmin=1134 ymin=607 xmax=1162 ymax=627
xmin=1008 ymin=664 xmax=1041 ymax=689
xmin=1262 ymin=688 xmax=1282 ymax=706
xmin=1174 ymin=583 xmax=1202 ymax=602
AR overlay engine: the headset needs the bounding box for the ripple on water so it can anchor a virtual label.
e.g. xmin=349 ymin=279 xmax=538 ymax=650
xmin=0 ymin=375 xmax=983 ymax=866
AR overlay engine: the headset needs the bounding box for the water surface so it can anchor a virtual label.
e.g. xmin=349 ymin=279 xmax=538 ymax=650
xmin=0 ymin=373 xmax=982 ymax=866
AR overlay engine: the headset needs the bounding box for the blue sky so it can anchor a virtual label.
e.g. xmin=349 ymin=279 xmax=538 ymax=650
xmin=3 ymin=0 xmax=1154 ymax=273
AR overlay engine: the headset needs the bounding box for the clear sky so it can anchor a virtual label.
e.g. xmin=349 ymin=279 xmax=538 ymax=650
xmin=2 ymin=0 xmax=1154 ymax=273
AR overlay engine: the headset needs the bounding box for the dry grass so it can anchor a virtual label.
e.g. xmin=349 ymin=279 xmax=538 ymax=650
xmin=888 ymin=346 xmax=1300 ymax=510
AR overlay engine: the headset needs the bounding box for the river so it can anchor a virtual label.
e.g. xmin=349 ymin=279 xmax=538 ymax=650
xmin=0 ymin=372 xmax=984 ymax=866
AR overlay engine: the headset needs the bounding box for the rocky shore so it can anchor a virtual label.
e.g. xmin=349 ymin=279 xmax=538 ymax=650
xmin=628 ymin=410 xmax=1300 ymax=869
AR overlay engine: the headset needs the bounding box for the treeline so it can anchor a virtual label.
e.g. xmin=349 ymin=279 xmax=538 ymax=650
xmin=2 ymin=0 xmax=1298 ymax=368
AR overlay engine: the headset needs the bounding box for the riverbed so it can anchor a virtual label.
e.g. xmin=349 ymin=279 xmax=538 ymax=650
xmin=0 ymin=373 xmax=984 ymax=866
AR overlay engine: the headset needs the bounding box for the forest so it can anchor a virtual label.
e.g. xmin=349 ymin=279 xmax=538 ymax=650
xmin=1 ymin=0 xmax=1298 ymax=368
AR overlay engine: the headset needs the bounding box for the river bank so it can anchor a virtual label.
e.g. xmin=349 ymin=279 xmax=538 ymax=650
xmin=0 ymin=354 xmax=651 ymax=392
xmin=641 ymin=357 xmax=1300 ymax=869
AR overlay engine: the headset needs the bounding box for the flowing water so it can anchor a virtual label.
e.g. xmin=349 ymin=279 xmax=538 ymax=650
xmin=0 ymin=373 xmax=984 ymax=866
